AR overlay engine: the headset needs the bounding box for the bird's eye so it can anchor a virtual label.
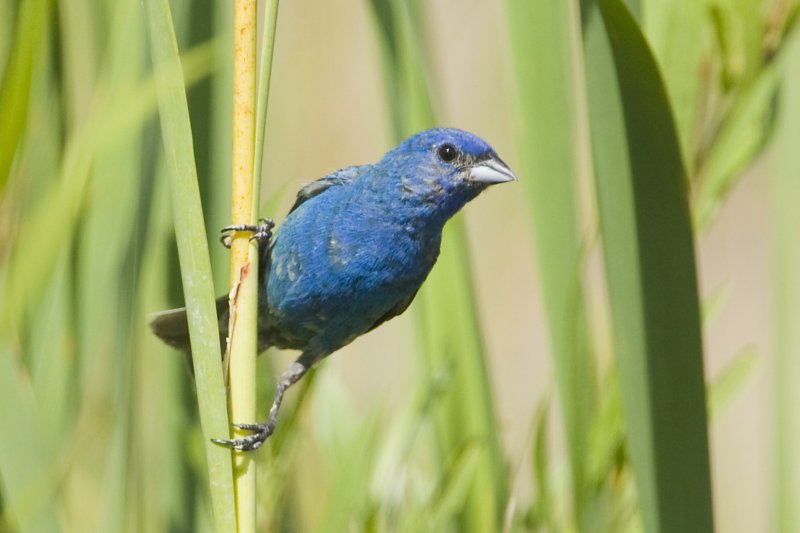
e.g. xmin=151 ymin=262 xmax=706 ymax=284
xmin=437 ymin=143 xmax=458 ymax=162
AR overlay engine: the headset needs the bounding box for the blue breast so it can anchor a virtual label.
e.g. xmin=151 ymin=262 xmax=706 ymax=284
xmin=264 ymin=173 xmax=441 ymax=354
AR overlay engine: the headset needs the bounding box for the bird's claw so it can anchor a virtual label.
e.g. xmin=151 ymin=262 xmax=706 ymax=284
xmin=220 ymin=218 xmax=275 ymax=249
xmin=211 ymin=421 xmax=274 ymax=451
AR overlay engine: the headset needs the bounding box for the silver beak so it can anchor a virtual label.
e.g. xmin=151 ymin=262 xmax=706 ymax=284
xmin=469 ymin=157 xmax=517 ymax=184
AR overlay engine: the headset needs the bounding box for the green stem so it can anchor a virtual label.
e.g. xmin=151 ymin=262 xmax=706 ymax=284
xmin=144 ymin=0 xmax=236 ymax=530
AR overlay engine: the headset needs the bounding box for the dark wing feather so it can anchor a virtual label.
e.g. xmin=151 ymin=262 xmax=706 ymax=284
xmin=288 ymin=165 xmax=367 ymax=214
xmin=366 ymin=288 xmax=420 ymax=333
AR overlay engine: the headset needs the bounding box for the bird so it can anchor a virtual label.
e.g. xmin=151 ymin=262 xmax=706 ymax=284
xmin=150 ymin=127 xmax=516 ymax=450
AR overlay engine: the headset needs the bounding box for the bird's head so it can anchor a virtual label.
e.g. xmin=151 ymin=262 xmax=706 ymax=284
xmin=380 ymin=128 xmax=516 ymax=222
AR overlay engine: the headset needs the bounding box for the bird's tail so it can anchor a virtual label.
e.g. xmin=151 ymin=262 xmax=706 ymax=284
xmin=149 ymin=296 xmax=230 ymax=356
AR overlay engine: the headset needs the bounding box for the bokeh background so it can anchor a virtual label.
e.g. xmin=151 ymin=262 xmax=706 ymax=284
xmin=0 ymin=0 xmax=798 ymax=531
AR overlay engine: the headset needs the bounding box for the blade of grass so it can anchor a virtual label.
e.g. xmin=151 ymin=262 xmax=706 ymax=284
xmin=642 ymin=0 xmax=705 ymax=165
xmin=624 ymin=0 xmax=640 ymax=19
xmin=693 ymin=9 xmax=800 ymax=229
xmin=206 ymin=2 xmax=233 ymax=290
xmin=314 ymin=386 xmax=382 ymax=533
xmin=529 ymin=399 xmax=554 ymax=532
xmin=580 ymin=1 xmax=714 ymax=531
xmin=506 ymin=0 xmax=597 ymax=526
xmin=252 ymin=0 xmax=280 ymax=194
xmin=770 ymin=30 xmax=800 ymax=533
xmin=77 ymin=0 xmax=148 ymax=527
xmin=143 ymin=0 xmax=236 ymax=530
xmin=185 ymin=0 xmax=225 ymax=293
xmin=247 ymin=12 xmax=282 ymax=520
xmin=0 ymin=0 xmax=47 ymax=191
xmin=693 ymin=60 xmax=782 ymax=228
xmin=417 ymin=234 xmax=506 ymax=532
xmin=0 ymin=0 xmax=13 ymax=72
xmin=0 ymin=345 xmax=60 ymax=532
xmin=133 ymin=169 xmax=191 ymax=532
xmin=21 ymin=20 xmax=72 ymax=456
xmin=427 ymin=440 xmax=482 ymax=529
xmin=58 ymin=0 xmax=97 ymax=133
xmin=706 ymin=345 xmax=757 ymax=420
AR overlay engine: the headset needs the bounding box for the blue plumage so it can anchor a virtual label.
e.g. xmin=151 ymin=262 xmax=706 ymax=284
xmin=151 ymin=127 xmax=515 ymax=450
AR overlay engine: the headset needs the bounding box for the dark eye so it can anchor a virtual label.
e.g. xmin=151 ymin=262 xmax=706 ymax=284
xmin=437 ymin=143 xmax=458 ymax=162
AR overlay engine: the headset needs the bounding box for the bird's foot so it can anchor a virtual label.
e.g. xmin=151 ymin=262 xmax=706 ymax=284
xmin=211 ymin=421 xmax=274 ymax=451
xmin=212 ymin=360 xmax=308 ymax=451
xmin=220 ymin=218 xmax=275 ymax=249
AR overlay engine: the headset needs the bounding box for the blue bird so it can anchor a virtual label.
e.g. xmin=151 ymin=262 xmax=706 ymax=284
xmin=150 ymin=128 xmax=516 ymax=450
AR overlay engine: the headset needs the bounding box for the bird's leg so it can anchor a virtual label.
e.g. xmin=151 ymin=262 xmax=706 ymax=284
xmin=220 ymin=217 xmax=275 ymax=249
xmin=212 ymin=360 xmax=309 ymax=451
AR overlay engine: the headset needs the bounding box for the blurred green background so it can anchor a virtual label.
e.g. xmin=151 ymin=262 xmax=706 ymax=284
xmin=1 ymin=0 xmax=798 ymax=531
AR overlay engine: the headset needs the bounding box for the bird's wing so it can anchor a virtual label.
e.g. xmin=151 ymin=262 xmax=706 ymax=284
xmin=366 ymin=288 xmax=420 ymax=334
xmin=288 ymin=165 xmax=367 ymax=214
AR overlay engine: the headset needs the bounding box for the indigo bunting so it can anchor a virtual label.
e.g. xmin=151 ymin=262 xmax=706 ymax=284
xmin=151 ymin=128 xmax=516 ymax=450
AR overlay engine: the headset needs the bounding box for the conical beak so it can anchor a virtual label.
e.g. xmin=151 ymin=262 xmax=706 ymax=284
xmin=469 ymin=157 xmax=517 ymax=185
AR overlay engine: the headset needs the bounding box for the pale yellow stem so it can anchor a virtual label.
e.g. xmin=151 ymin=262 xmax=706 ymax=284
xmin=229 ymin=0 xmax=258 ymax=530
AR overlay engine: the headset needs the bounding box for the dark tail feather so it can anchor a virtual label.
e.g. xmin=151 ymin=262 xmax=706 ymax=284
xmin=149 ymin=296 xmax=230 ymax=357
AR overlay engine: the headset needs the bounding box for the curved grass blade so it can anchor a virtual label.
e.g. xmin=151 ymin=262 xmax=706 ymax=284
xmin=581 ymin=1 xmax=714 ymax=531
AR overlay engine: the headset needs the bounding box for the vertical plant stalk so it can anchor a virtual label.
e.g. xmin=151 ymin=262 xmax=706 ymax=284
xmin=581 ymin=1 xmax=714 ymax=531
xmin=253 ymin=1 xmax=280 ymax=192
xmin=144 ymin=0 xmax=236 ymax=530
xmin=506 ymin=0 xmax=596 ymax=526
xmin=771 ymin=33 xmax=800 ymax=533
xmin=228 ymin=0 xmax=258 ymax=529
